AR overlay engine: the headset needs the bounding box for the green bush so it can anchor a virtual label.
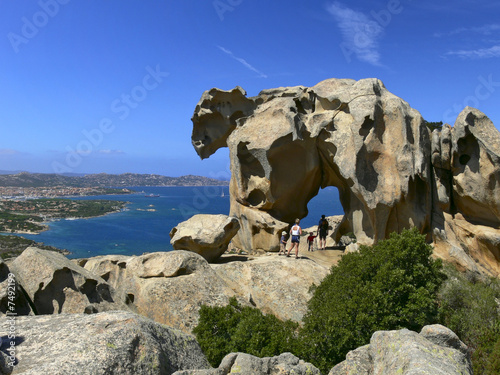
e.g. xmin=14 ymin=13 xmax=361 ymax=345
xmin=299 ymin=228 xmax=445 ymax=372
xmin=438 ymin=266 xmax=500 ymax=374
xmin=193 ymin=297 xmax=299 ymax=367
xmin=485 ymin=334 xmax=500 ymax=375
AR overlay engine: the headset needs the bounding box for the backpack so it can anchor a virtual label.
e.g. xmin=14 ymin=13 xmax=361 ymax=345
xmin=319 ymin=218 xmax=328 ymax=230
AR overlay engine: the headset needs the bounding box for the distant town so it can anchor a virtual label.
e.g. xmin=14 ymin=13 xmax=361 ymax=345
xmin=0 ymin=186 xmax=133 ymax=200
xmin=0 ymin=172 xmax=229 ymax=188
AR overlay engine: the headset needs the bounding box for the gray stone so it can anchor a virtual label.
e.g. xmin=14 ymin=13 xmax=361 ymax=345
xmin=331 ymin=325 xmax=472 ymax=375
xmin=173 ymin=352 xmax=320 ymax=375
xmin=3 ymin=311 xmax=210 ymax=375
xmin=329 ymin=345 xmax=371 ymax=375
xmin=9 ymin=247 xmax=130 ymax=315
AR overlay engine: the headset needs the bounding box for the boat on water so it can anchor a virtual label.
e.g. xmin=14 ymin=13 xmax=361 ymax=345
xmin=144 ymin=194 xmax=160 ymax=197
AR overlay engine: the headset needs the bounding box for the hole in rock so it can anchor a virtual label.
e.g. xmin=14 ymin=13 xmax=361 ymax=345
xmin=300 ymin=186 xmax=343 ymax=230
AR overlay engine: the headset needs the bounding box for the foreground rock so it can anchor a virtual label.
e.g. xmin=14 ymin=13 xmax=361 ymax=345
xmin=82 ymin=250 xmax=328 ymax=332
xmin=191 ymin=79 xmax=500 ymax=276
xmin=330 ymin=324 xmax=472 ymax=375
xmin=0 ymin=259 xmax=32 ymax=316
xmin=3 ymin=311 xmax=210 ymax=375
xmin=213 ymin=255 xmax=329 ymax=322
xmin=82 ymin=250 xmax=240 ymax=333
xmin=9 ymin=247 xmax=131 ymax=315
xmin=174 ymin=352 xmax=320 ymax=375
xmin=170 ymin=214 xmax=240 ymax=262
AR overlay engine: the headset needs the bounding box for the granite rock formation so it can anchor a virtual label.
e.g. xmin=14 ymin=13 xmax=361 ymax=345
xmin=81 ymin=250 xmax=327 ymax=333
xmin=191 ymin=78 xmax=500 ymax=276
xmin=330 ymin=324 xmax=472 ymax=375
xmin=80 ymin=250 xmax=239 ymax=333
xmin=0 ymin=259 xmax=32 ymax=316
xmin=174 ymin=352 xmax=321 ymax=375
xmin=9 ymin=247 xmax=131 ymax=315
xmin=170 ymin=214 xmax=240 ymax=262
xmin=212 ymin=255 xmax=328 ymax=322
xmin=2 ymin=311 xmax=210 ymax=375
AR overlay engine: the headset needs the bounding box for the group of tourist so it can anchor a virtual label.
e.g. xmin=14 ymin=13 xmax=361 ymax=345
xmin=278 ymin=215 xmax=329 ymax=259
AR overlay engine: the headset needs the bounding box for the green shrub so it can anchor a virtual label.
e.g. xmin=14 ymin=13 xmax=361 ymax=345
xmin=299 ymin=228 xmax=445 ymax=373
xmin=438 ymin=266 xmax=500 ymax=374
xmin=485 ymin=334 xmax=500 ymax=375
xmin=193 ymin=297 xmax=299 ymax=367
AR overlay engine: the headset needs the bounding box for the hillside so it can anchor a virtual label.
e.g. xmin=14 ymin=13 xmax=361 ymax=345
xmin=0 ymin=172 xmax=229 ymax=187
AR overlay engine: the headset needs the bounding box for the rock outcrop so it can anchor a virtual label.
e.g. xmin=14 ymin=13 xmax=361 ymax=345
xmin=0 ymin=259 xmax=32 ymax=316
xmin=174 ymin=352 xmax=320 ymax=375
xmin=9 ymin=247 xmax=131 ymax=315
xmin=330 ymin=324 xmax=472 ymax=375
xmin=2 ymin=311 xmax=210 ymax=375
xmin=170 ymin=214 xmax=240 ymax=262
xmin=191 ymin=78 xmax=500 ymax=276
xmin=212 ymin=255 xmax=328 ymax=322
xmin=81 ymin=250 xmax=240 ymax=333
xmin=82 ymin=250 xmax=327 ymax=333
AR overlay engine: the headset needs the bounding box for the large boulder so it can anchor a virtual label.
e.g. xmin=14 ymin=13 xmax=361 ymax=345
xmin=3 ymin=311 xmax=210 ymax=375
xmin=82 ymin=251 xmax=244 ymax=333
xmin=0 ymin=259 xmax=32 ymax=316
xmin=330 ymin=324 xmax=472 ymax=375
xmin=82 ymin=250 xmax=330 ymax=332
xmin=174 ymin=352 xmax=320 ymax=375
xmin=9 ymin=247 xmax=131 ymax=315
xmin=213 ymin=255 xmax=329 ymax=322
xmin=191 ymin=79 xmax=500 ymax=276
xmin=170 ymin=214 xmax=240 ymax=262
xmin=192 ymin=78 xmax=431 ymax=252
xmin=432 ymin=107 xmax=500 ymax=276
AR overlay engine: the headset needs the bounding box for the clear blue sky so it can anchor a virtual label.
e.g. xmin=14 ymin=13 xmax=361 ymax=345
xmin=1 ymin=1 xmax=499 ymax=177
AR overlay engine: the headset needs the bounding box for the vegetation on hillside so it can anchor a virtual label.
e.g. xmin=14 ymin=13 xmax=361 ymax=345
xmin=438 ymin=265 xmax=500 ymax=374
xmin=0 ymin=234 xmax=69 ymax=259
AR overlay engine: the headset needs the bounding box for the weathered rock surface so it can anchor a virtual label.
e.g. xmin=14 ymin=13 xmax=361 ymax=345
xmin=174 ymin=352 xmax=320 ymax=375
xmin=82 ymin=250 xmax=328 ymax=332
xmin=3 ymin=311 xmax=210 ymax=375
xmin=9 ymin=247 xmax=131 ymax=315
xmin=213 ymin=255 xmax=329 ymax=322
xmin=0 ymin=259 xmax=32 ymax=316
xmin=191 ymin=79 xmax=500 ymax=276
xmin=330 ymin=324 xmax=472 ymax=375
xmin=82 ymin=250 xmax=240 ymax=333
xmin=170 ymin=214 xmax=240 ymax=262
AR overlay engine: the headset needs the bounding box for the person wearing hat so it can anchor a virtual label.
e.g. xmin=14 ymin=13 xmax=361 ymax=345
xmin=278 ymin=230 xmax=288 ymax=255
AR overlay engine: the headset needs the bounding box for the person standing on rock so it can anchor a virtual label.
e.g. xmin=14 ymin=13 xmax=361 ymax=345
xmin=278 ymin=231 xmax=287 ymax=255
xmin=318 ymin=215 xmax=328 ymax=250
xmin=287 ymin=219 xmax=302 ymax=259
xmin=307 ymin=232 xmax=317 ymax=252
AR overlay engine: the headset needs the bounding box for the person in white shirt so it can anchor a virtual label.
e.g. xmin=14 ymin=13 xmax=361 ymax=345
xmin=287 ymin=218 xmax=302 ymax=259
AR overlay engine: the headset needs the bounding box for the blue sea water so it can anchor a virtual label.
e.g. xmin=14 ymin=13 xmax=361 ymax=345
xmin=19 ymin=186 xmax=342 ymax=259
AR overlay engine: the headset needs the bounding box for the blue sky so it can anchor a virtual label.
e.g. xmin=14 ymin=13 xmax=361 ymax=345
xmin=1 ymin=0 xmax=499 ymax=177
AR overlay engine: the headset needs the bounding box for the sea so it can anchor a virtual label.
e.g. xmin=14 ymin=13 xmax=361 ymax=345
xmin=17 ymin=186 xmax=343 ymax=259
